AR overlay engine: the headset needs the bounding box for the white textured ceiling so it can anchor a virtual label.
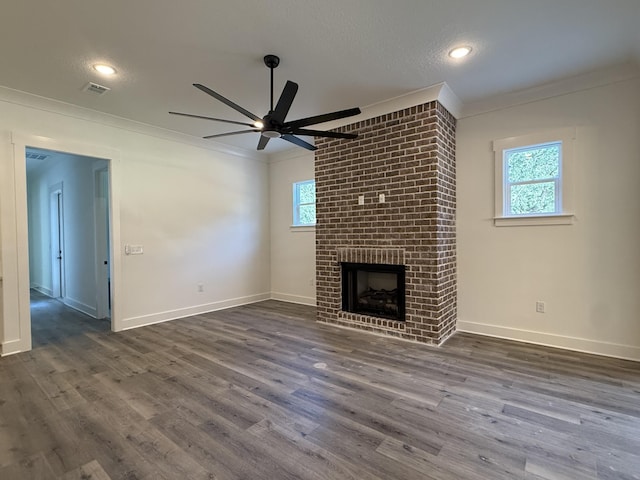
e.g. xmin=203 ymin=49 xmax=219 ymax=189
xmin=1 ymin=0 xmax=639 ymax=153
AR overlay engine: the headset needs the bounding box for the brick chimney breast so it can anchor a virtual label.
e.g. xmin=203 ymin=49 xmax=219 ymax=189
xmin=315 ymin=101 xmax=456 ymax=345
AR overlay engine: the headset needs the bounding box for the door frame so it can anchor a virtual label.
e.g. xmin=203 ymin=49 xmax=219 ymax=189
xmin=0 ymin=132 xmax=122 ymax=355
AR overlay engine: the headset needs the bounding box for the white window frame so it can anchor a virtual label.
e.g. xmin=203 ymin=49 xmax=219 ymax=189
xmin=292 ymin=179 xmax=316 ymax=228
xmin=493 ymin=128 xmax=576 ymax=226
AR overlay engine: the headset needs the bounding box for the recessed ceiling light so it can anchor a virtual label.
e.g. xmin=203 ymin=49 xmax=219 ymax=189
xmin=93 ymin=64 xmax=117 ymax=75
xmin=448 ymin=46 xmax=472 ymax=59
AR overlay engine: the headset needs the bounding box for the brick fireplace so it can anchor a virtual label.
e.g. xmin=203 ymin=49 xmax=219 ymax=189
xmin=315 ymin=101 xmax=456 ymax=345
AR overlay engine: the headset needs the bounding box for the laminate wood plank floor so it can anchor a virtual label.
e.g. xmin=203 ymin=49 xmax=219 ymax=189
xmin=1 ymin=293 xmax=639 ymax=479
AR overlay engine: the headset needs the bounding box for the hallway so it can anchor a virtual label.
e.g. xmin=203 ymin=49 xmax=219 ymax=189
xmin=30 ymin=290 xmax=110 ymax=348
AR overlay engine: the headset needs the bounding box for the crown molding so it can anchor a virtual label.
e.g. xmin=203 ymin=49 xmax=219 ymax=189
xmin=460 ymin=61 xmax=640 ymax=118
xmin=5 ymin=60 xmax=635 ymax=162
xmin=316 ymin=82 xmax=462 ymax=132
xmin=0 ymin=85 xmax=266 ymax=162
xmin=267 ymin=146 xmax=314 ymax=164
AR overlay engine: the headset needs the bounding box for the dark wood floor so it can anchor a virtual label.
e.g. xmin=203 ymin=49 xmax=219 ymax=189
xmin=1 ymin=294 xmax=639 ymax=479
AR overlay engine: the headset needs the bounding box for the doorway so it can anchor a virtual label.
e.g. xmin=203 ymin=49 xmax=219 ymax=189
xmin=25 ymin=147 xmax=113 ymax=342
xmin=0 ymin=132 xmax=122 ymax=355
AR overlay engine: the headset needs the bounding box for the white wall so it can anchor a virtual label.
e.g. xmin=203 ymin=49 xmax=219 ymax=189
xmin=26 ymin=168 xmax=49 ymax=296
xmin=27 ymin=154 xmax=107 ymax=316
xmin=4 ymin=75 xmax=638 ymax=360
xmin=266 ymin=76 xmax=640 ymax=360
xmin=457 ymin=77 xmax=640 ymax=360
xmin=0 ymin=88 xmax=270 ymax=355
xmin=269 ymin=149 xmax=316 ymax=306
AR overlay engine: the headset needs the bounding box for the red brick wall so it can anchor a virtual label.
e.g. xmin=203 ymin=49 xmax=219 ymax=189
xmin=315 ymin=101 xmax=456 ymax=344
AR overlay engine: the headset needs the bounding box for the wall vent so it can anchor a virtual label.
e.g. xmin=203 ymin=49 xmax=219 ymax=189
xmin=26 ymin=152 xmax=49 ymax=160
xmin=83 ymin=82 xmax=111 ymax=95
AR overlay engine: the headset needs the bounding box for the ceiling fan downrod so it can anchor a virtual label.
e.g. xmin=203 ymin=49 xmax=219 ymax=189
xmin=263 ymin=54 xmax=280 ymax=113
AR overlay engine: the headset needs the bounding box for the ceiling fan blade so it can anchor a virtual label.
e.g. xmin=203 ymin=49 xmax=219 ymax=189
xmin=271 ymin=81 xmax=298 ymax=124
xmin=281 ymin=134 xmax=317 ymax=151
xmin=290 ymin=128 xmax=358 ymax=139
xmin=283 ymin=107 xmax=361 ymax=130
xmin=202 ymin=130 xmax=258 ymax=139
xmin=194 ymin=84 xmax=262 ymax=122
xmin=257 ymin=135 xmax=270 ymax=150
xmin=169 ymin=111 xmax=255 ymax=127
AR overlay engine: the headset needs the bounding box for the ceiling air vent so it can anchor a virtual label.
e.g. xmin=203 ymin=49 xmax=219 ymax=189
xmin=26 ymin=152 xmax=49 ymax=160
xmin=83 ymin=82 xmax=111 ymax=95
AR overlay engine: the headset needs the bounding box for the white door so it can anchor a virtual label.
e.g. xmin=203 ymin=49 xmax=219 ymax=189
xmin=95 ymin=168 xmax=110 ymax=318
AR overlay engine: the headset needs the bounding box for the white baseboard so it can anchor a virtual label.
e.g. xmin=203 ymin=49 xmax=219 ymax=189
xmin=31 ymin=284 xmax=53 ymax=297
xmin=270 ymin=292 xmax=316 ymax=307
xmin=120 ymin=292 xmax=271 ymax=331
xmin=1 ymin=338 xmax=27 ymax=357
xmin=62 ymin=297 xmax=97 ymax=318
xmin=457 ymin=320 xmax=640 ymax=362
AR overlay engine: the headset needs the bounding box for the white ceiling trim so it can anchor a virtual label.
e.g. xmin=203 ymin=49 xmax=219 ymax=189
xmin=4 ymin=62 xmax=638 ymax=158
xmin=461 ymin=61 xmax=640 ymax=118
xmin=316 ymin=82 xmax=461 ymax=132
xmin=0 ymin=85 xmax=264 ymax=161
xmin=267 ymin=145 xmax=314 ymax=164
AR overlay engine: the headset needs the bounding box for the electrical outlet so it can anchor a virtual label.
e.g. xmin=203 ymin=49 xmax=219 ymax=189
xmin=358 ymin=195 xmax=365 ymax=205
xmin=536 ymin=301 xmax=545 ymax=313
xmin=197 ymin=283 xmax=204 ymax=293
xmin=378 ymin=193 xmax=385 ymax=203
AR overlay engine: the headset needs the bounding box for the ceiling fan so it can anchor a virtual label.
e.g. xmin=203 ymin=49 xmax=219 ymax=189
xmin=170 ymin=54 xmax=361 ymax=151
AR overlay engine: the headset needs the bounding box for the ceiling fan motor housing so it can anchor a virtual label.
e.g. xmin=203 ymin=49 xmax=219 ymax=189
xmin=261 ymin=130 xmax=282 ymax=138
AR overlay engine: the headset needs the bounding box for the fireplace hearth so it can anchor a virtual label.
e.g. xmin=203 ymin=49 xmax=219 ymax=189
xmin=341 ymin=262 xmax=406 ymax=321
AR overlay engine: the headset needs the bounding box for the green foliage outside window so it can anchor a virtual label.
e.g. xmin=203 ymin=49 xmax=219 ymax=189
xmin=298 ymin=181 xmax=315 ymax=204
xmin=510 ymin=182 xmax=556 ymax=214
xmin=293 ymin=180 xmax=316 ymax=225
xmin=507 ymin=145 xmax=559 ymax=182
xmin=505 ymin=143 xmax=560 ymax=215
xmin=298 ymin=204 xmax=316 ymax=225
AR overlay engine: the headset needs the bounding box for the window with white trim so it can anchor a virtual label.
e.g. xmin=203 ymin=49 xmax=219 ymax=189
xmin=494 ymin=128 xmax=575 ymax=226
xmin=505 ymin=142 xmax=561 ymax=215
xmin=292 ymin=179 xmax=316 ymax=226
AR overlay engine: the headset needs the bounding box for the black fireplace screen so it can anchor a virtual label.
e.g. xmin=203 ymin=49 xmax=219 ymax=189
xmin=341 ymin=263 xmax=406 ymax=321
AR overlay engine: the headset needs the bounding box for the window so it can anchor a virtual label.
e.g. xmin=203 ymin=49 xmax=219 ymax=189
xmin=505 ymin=142 xmax=560 ymax=216
xmin=292 ymin=179 xmax=316 ymax=226
xmin=494 ymin=128 xmax=575 ymax=226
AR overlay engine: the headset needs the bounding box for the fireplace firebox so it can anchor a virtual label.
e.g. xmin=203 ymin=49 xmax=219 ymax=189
xmin=341 ymin=263 xmax=406 ymax=321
